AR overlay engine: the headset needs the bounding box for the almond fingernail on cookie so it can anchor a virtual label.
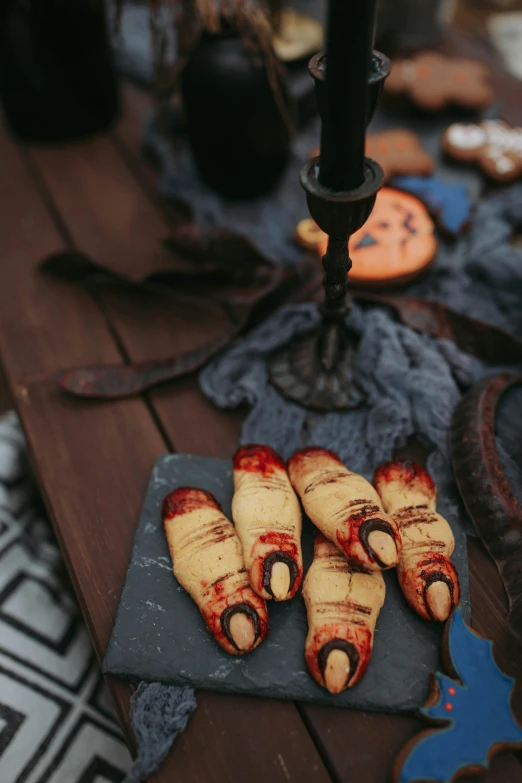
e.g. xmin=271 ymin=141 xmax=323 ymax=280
xmin=288 ymin=447 xmax=401 ymax=570
xmin=373 ymin=460 xmax=460 ymax=622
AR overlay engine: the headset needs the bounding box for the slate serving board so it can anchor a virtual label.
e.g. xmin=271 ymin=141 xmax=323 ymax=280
xmin=103 ymin=454 xmax=470 ymax=713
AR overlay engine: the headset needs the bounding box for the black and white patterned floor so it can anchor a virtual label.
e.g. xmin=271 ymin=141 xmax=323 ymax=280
xmin=0 ymin=412 xmax=132 ymax=782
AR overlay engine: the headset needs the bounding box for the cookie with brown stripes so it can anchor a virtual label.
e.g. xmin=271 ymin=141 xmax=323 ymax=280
xmin=162 ymin=487 xmax=269 ymax=654
xmin=374 ymin=460 xmax=460 ymax=622
xmin=303 ymin=532 xmax=386 ymax=694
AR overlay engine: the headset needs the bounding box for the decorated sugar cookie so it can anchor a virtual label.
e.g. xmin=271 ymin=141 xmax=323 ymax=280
xmin=309 ymin=130 xmax=434 ymax=183
xmin=392 ymin=175 xmax=474 ymax=237
xmin=366 ymin=130 xmax=435 ymax=182
xmin=443 ymin=120 xmax=522 ymax=182
xmin=295 ymin=187 xmax=437 ymax=288
xmin=394 ymin=607 xmax=522 ymax=783
xmin=385 ymin=52 xmax=493 ymax=111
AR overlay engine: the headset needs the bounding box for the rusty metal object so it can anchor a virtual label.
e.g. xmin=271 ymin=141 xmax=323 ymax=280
xmin=57 ymin=328 xmax=240 ymax=400
xmin=450 ymin=373 xmax=522 ymax=643
xmin=57 ymin=254 xmax=322 ymax=400
xmin=355 ymin=293 xmax=522 ymax=365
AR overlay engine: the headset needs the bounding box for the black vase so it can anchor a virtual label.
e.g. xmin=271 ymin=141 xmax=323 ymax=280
xmin=180 ymin=28 xmax=292 ymax=200
xmin=0 ymin=0 xmax=120 ymax=143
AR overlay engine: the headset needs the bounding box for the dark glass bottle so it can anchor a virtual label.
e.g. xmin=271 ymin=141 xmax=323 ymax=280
xmin=0 ymin=0 xmax=120 ymax=143
xmin=181 ymin=27 xmax=292 ymax=200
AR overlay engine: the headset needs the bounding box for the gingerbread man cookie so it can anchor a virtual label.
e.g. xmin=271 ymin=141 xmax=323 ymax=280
xmin=385 ymin=52 xmax=493 ymax=111
xmin=442 ymin=120 xmax=522 ymax=182
xmin=309 ymin=130 xmax=434 ymax=183
xmin=366 ymin=130 xmax=435 ymax=182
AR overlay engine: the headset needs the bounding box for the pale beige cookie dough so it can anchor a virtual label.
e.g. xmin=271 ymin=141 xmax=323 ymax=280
xmin=162 ymin=487 xmax=269 ymax=654
xmin=232 ymin=444 xmax=303 ymax=601
xmin=288 ymin=447 xmax=401 ymax=570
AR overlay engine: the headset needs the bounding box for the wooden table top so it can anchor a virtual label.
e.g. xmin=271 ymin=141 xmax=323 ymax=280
xmin=1 ymin=29 xmax=522 ymax=783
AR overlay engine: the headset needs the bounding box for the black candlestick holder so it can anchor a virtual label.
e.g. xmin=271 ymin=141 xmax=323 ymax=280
xmin=269 ymin=51 xmax=390 ymax=411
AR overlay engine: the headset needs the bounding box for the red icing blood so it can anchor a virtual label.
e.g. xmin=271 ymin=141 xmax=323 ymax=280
xmin=233 ymin=444 xmax=286 ymax=477
xmin=337 ymin=510 xmax=370 ymax=560
xmin=287 ymin=447 xmax=343 ymax=471
xmin=373 ymin=459 xmax=436 ymax=499
xmin=162 ymin=487 xmax=220 ymax=520
xmin=258 ymin=531 xmax=298 ymax=553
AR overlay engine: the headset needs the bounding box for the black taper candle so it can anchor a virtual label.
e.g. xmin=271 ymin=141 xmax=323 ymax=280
xmin=319 ymin=0 xmax=377 ymax=192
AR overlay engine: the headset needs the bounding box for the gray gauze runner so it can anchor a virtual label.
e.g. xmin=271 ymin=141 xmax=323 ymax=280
xmin=201 ymin=184 xmax=522 ymax=492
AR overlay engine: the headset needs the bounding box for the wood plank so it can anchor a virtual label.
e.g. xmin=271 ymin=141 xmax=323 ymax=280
xmin=26 ymin=134 xmax=180 ymax=282
xmin=21 ymin=132 xmax=333 ymax=783
xmin=18 ymin=381 xmax=165 ymax=657
xmin=112 ymin=82 xmax=159 ymax=194
xmin=0 ymin=121 xmax=121 ymax=379
xmin=95 ymin=284 xmax=246 ymax=458
xmin=0 ymin=123 xmax=164 ymax=772
xmin=113 ymin=82 xmax=192 ymax=227
xmin=0 ymin=360 xmax=13 ymax=414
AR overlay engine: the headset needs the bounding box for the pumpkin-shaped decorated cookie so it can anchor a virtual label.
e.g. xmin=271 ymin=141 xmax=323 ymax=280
xmin=295 ymin=187 xmax=437 ymax=288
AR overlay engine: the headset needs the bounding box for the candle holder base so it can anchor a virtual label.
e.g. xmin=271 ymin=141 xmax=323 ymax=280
xmin=269 ymin=321 xmax=365 ymax=411
xmin=267 ymin=45 xmax=389 ymax=414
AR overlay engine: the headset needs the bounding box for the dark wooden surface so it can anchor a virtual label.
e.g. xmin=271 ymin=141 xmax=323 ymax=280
xmin=1 ymin=29 xmax=522 ymax=783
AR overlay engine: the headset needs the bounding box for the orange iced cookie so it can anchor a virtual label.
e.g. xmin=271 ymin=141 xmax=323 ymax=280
xmin=295 ymin=187 xmax=437 ymax=288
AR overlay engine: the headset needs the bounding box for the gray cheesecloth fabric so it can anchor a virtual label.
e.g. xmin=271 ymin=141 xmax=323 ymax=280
xmin=201 ymin=183 xmax=522 ymax=485
xmin=125 ymin=185 xmax=522 ymax=781
xmin=124 ymin=682 xmax=197 ymax=783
